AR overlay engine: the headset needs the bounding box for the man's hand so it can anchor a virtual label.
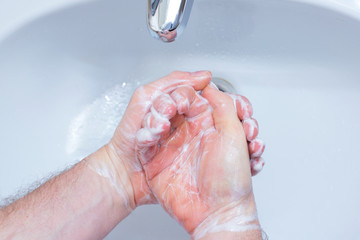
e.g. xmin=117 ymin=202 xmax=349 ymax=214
xmin=136 ymin=83 xmax=265 ymax=239
xmin=102 ymin=71 xmax=212 ymax=206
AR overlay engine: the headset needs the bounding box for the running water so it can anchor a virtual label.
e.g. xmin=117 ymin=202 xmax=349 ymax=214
xmin=66 ymin=81 xmax=140 ymax=161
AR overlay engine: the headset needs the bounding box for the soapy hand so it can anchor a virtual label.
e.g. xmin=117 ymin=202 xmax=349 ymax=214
xmin=89 ymin=70 xmax=264 ymax=208
xmin=135 ymin=81 xmax=265 ymax=239
xmin=101 ymin=71 xmax=212 ymax=206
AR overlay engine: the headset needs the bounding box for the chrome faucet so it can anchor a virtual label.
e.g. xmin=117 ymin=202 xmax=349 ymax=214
xmin=147 ymin=0 xmax=194 ymax=42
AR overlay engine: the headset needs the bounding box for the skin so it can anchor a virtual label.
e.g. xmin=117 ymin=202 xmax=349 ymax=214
xmin=108 ymin=71 xmax=214 ymax=205
xmin=136 ymin=84 xmax=262 ymax=239
xmin=0 ymin=148 xmax=132 ymax=240
xmin=0 ymin=71 xmax=265 ymax=239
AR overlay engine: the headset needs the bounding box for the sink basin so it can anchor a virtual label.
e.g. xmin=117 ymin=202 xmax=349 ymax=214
xmin=1 ymin=0 xmax=360 ymax=239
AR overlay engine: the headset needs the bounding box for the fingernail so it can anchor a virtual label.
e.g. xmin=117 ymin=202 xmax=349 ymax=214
xmin=191 ymin=70 xmax=210 ymax=78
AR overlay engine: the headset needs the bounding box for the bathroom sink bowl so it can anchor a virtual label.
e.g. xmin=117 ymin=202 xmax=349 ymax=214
xmin=1 ymin=0 xmax=360 ymax=239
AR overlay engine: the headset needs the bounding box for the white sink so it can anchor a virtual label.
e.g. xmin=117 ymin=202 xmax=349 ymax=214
xmin=1 ymin=0 xmax=360 ymax=239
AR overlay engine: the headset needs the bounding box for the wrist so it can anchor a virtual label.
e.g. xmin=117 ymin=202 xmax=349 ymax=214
xmin=192 ymin=193 xmax=261 ymax=240
xmin=105 ymin=142 xmax=156 ymax=206
xmin=85 ymin=145 xmax=137 ymax=211
xmin=196 ymin=230 xmax=262 ymax=240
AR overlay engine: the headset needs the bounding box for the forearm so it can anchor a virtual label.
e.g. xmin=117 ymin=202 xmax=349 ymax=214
xmin=0 ymin=146 xmax=135 ymax=240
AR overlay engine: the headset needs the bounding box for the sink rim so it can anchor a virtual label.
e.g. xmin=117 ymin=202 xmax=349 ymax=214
xmin=1 ymin=0 xmax=360 ymax=44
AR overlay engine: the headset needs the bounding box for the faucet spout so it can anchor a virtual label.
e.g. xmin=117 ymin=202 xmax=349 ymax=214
xmin=147 ymin=0 xmax=194 ymax=42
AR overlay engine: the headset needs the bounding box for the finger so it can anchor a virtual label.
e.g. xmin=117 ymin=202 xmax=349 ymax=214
xmin=135 ymin=128 xmax=160 ymax=166
xmin=152 ymin=93 xmax=178 ymax=141
xmin=249 ymin=138 xmax=265 ymax=158
xmin=170 ymin=85 xmax=195 ymax=115
xmin=150 ymin=70 xmax=212 ymax=93
xmin=201 ymin=84 xmax=241 ymax=133
xmin=199 ymin=85 xmax=252 ymax=195
xmin=171 ymin=86 xmax=213 ymax=135
xmin=250 ymin=157 xmax=265 ymax=176
xmin=243 ymin=118 xmax=259 ymax=141
xmin=186 ymin=94 xmax=210 ymax=119
xmin=152 ymin=93 xmax=177 ymax=119
xmin=137 ymin=93 xmax=176 ymax=164
xmin=228 ymin=93 xmax=253 ymax=120
xmin=170 ymin=86 xmax=209 ymax=118
xmin=125 ymin=71 xmax=211 ymax=134
xmin=136 ymin=128 xmax=160 ymax=148
xmin=142 ymin=112 xmax=171 ymax=138
xmin=146 ymin=93 xmax=174 ymax=135
xmin=136 ymin=125 xmax=164 ymax=165
xmin=136 ymin=127 xmax=162 ymax=165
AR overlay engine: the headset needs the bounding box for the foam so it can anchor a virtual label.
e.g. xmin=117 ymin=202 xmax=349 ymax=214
xmin=136 ymin=128 xmax=160 ymax=146
xmin=192 ymin=203 xmax=260 ymax=240
xmin=243 ymin=118 xmax=257 ymax=141
xmin=150 ymin=106 xmax=168 ymax=123
xmin=250 ymin=138 xmax=265 ymax=158
xmin=251 ymin=158 xmax=265 ymax=172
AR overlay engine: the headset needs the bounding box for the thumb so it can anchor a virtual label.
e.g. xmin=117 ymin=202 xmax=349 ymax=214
xmin=199 ymin=84 xmax=252 ymax=200
xmin=202 ymin=84 xmax=244 ymax=136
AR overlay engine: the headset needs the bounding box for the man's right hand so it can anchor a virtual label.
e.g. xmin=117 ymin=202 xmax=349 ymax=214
xmin=135 ymin=81 xmax=265 ymax=239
